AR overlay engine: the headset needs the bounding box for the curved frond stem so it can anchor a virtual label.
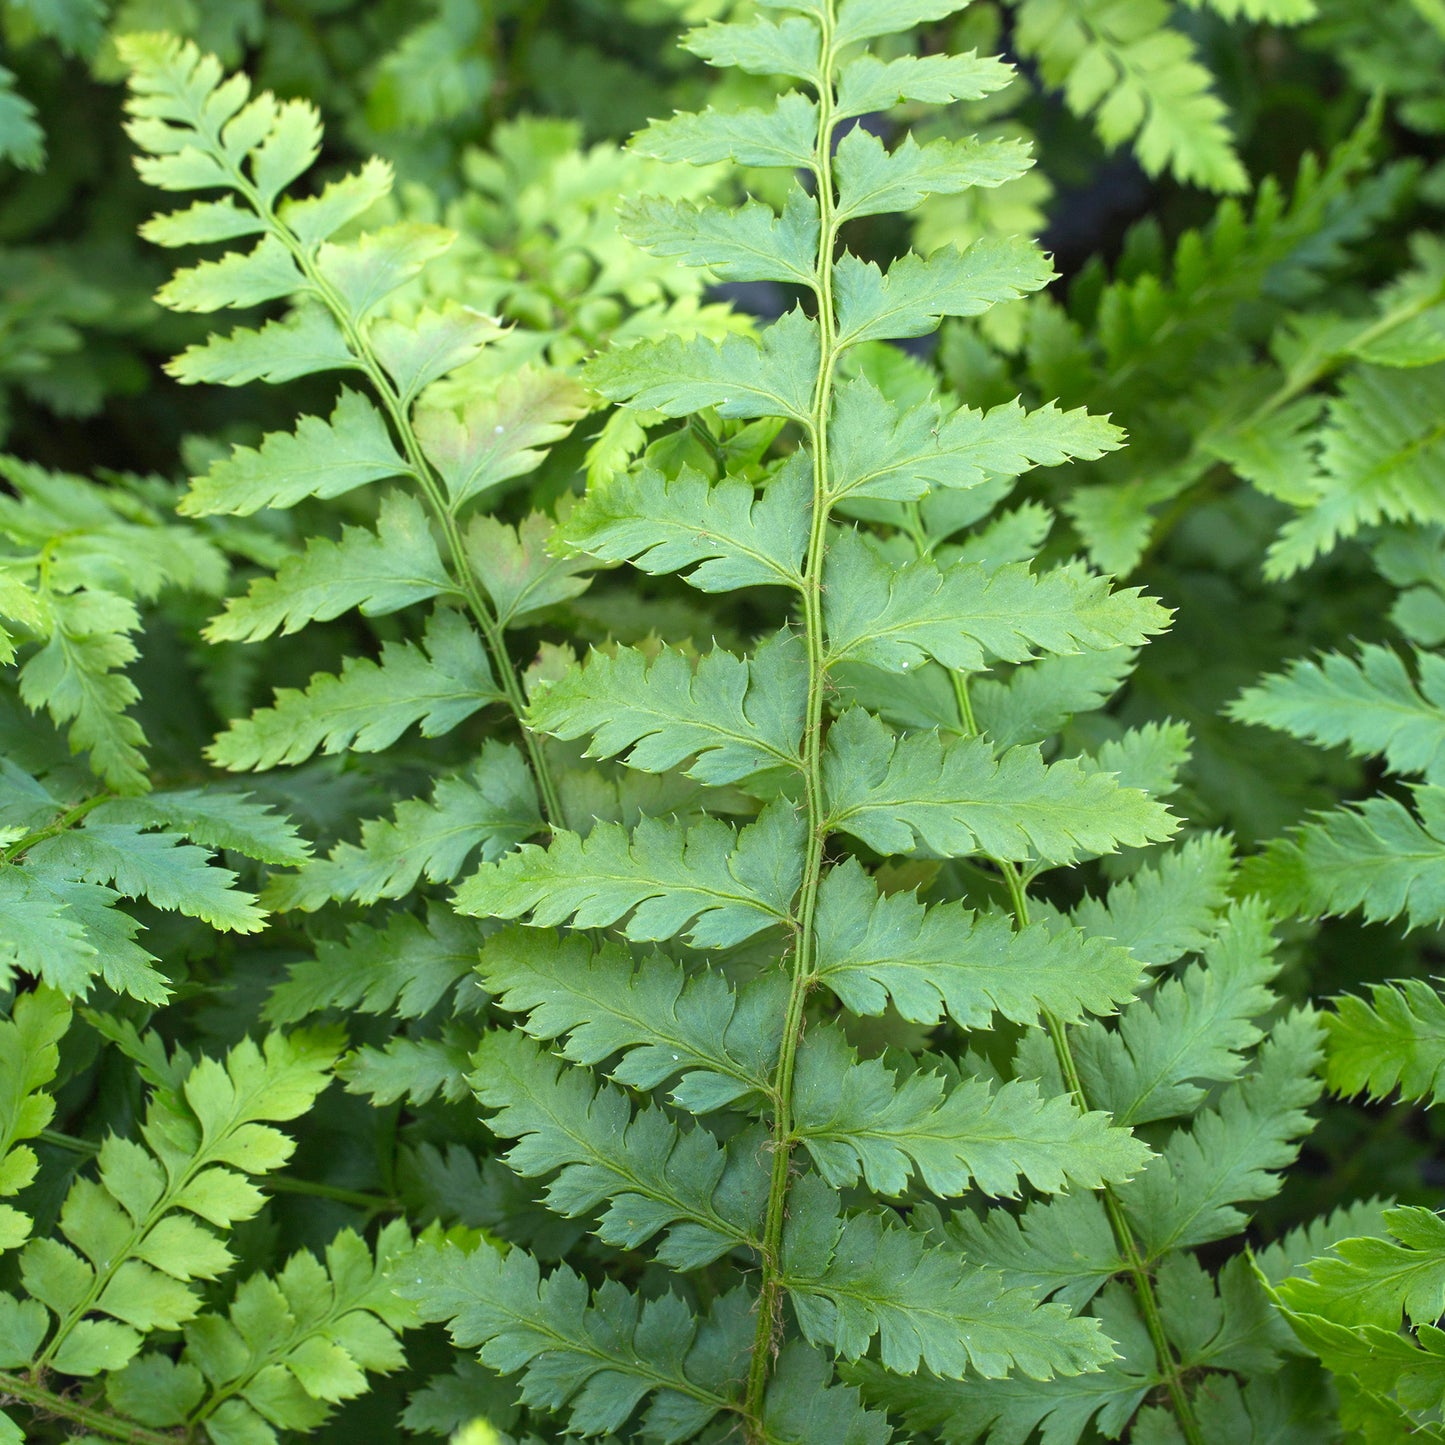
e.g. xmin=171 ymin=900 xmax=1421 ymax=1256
xmin=0 ymin=1371 xmax=180 ymax=1445
xmin=744 ymin=10 xmax=839 ymax=1432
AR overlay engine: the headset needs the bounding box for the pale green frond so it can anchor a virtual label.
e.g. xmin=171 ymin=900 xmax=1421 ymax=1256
xmin=1266 ymin=363 xmax=1445 ymax=579
xmin=265 ymin=905 xmax=485 ymax=1024
xmin=812 ymin=857 xmax=1142 ymax=1027
xmin=91 ymin=789 xmax=311 ymax=866
xmin=1069 ymin=901 xmax=1281 ymax=1126
xmin=836 ymin=51 xmax=1016 ymax=119
xmin=167 ymin=306 xmax=360 ymax=388
xmin=464 ymin=511 xmax=594 ymax=629
xmin=209 ymin=608 xmax=499 ymax=771
xmin=340 ymin=1029 xmax=477 ymax=1108
xmin=823 ymin=531 xmax=1170 ymax=675
xmin=833 ymin=0 xmax=974 ymax=45
xmin=453 ymin=801 xmax=804 ymax=948
xmin=682 ymin=15 xmax=824 ymax=82
xmin=1070 ymin=833 xmax=1235 ymax=969
xmin=621 ymin=192 xmax=819 ymax=289
xmin=1276 ymin=1205 xmax=1445 ymax=1331
xmin=832 ymin=127 xmax=1034 ymax=223
xmin=403 ymin=1241 xmax=749 ymax=1440
xmin=781 ymin=1179 xmax=1111 ymax=1380
xmin=587 ymin=308 xmax=819 ymax=423
xmin=1324 ymin=977 xmax=1445 ymax=1105
xmin=180 ymin=389 xmax=412 ymax=518
xmin=17 ymin=589 xmax=147 ymax=794
xmin=1231 ymin=643 xmax=1445 ymax=783
xmin=0 ymin=66 xmax=45 ymax=172
xmin=633 ymin=94 xmax=818 ymax=170
xmin=1125 ymin=1011 xmax=1324 ymax=1256
xmin=414 ymin=368 xmax=590 ymax=511
xmin=834 ymin=240 xmax=1054 ymax=350
xmin=0 ymin=988 xmax=70 ymax=1251
xmin=829 ymin=376 xmax=1124 ymax=503
xmin=558 ymin=457 xmax=809 ymax=592
xmin=822 ymin=709 xmax=1177 ymax=864
xmin=206 ymin=490 xmax=455 ymax=642
xmin=1013 ymin=0 xmax=1249 ymax=193
xmin=475 ymin=928 xmax=781 ymax=1111
xmin=527 ymin=632 xmax=806 ymax=786
xmin=973 ymin=649 xmax=1137 ymax=750
xmin=315 ymin=223 xmax=454 ymax=323
xmin=474 ymin=1030 xmax=766 ymax=1267
xmin=156 ymin=233 xmax=305 ymax=314
xmin=1241 ymin=785 xmax=1445 ymax=930
xmin=761 ymin=1344 xmax=893 ymax=1445
xmin=265 ymin=743 xmax=540 ymax=911
xmin=24 ymin=822 xmax=266 ymax=932
xmin=792 ymin=1026 xmax=1149 ymax=1198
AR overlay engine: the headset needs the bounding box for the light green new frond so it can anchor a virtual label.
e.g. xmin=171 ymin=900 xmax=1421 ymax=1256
xmin=1266 ymin=363 xmax=1445 ymax=579
xmin=210 ymin=608 xmax=499 ymax=771
xmin=621 ymin=192 xmax=820 ymax=289
xmin=1069 ymin=901 xmax=1281 ymax=1126
xmin=474 ymin=1030 xmax=765 ymax=1267
xmin=181 ymin=390 xmax=412 ymax=519
xmin=833 ymin=240 xmax=1054 ymax=350
xmin=823 ymin=531 xmax=1170 ymax=674
xmin=1071 ymin=833 xmax=1235 ymax=968
xmin=0 ymin=988 xmax=70 ymax=1252
xmin=25 ymin=822 xmax=266 ymax=932
xmin=266 ymin=742 xmax=540 ymax=911
xmin=812 ymin=858 xmax=1142 ymax=1027
xmin=453 ymin=802 xmax=804 ymax=948
xmin=266 ymin=906 xmax=484 ymax=1024
xmin=14 ymin=1025 xmax=338 ymax=1378
xmin=476 ymin=928 xmax=780 ymax=1111
xmin=403 ymin=1239 xmax=748 ymax=1441
xmin=948 ymin=1191 xmax=1124 ymax=1313
xmin=633 ymin=94 xmax=818 ymax=170
xmin=108 ymin=1220 xmax=414 ymax=1440
xmin=207 ymin=491 xmax=455 ymax=642
xmin=832 ymin=127 xmax=1034 ymax=222
xmin=832 ymin=0 xmax=974 ymax=45
xmin=415 ymin=369 xmax=590 ymax=511
xmin=781 ymin=1179 xmax=1110 ymax=1380
xmin=0 ymin=869 xmax=166 ymax=1003
xmin=1231 ymin=643 xmax=1445 ymax=783
xmin=1323 ymin=978 xmax=1445 ymax=1105
xmin=1276 ymin=1205 xmax=1445 ymax=1332
xmin=557 ymin=458 xmax=809 ymax=592
xmin=527 ymin=632 xmax=806 ymax=786
xmin=1012 ymin=0 xmax=1248 ymax=193
xmin=1125 ymin=1011 xmax=1324 ymax=1256
xmin=683 ymin=15 xmax=824 ymax=82
xmin=1241 ymin=785 xmax=1445 ymax=930
xmin=92 ymin=789 xmax=310 ymax=866
xmin=792 ymin=1027 xmax=1149 ymax=1198
xmin=829 ymin=376 xmax=1124 ymax=503
xmin=17 ymin=589 xmax=147 ymax=794
xmin=835 ymin=51 xmax=1016 ymax=119
xmin=587 ymin=307 xmax=819 ymax=423
xmin=166 ymin=306 xmax=360 ymax=388
xmin=822 ymin=709 xmax=1176 ymax=863
xmin=464 ymin=511 xmax=594 ymax=629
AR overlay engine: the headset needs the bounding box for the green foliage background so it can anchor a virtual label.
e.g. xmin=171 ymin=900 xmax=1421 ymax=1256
xmin=1 ymin=0 xmax=1445 ymax=1441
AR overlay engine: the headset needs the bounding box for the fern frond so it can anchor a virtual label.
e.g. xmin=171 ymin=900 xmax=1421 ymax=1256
xmin=0 ymin=988 xmax=69 ymax=1252
xmin=454 ymin=803 xmax=803 ymax=947
xmin=813 ymin=857 xmax=1141 ymax=1026
xmin=474 ymin=928 xmax=780 ymax=1111
xmin=822 ymin=708 xmax=1176 ymax=863
xmin=1323 ymin=977 xmax=1445 ymax=1105
xmin=527 ymin=632 xmax=807 ymax=786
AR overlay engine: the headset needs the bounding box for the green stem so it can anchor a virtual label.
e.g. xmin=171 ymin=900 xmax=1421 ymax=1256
xmin=184 ymin=106 xmax=564 ymax=829
xmin=743 ymin=12 xmax=839 ymax=1434
xmin=938 ymin=655 xmax=1204 ymax=1442
xmin=0 ymin=1370 xmax=182 ymax=1445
